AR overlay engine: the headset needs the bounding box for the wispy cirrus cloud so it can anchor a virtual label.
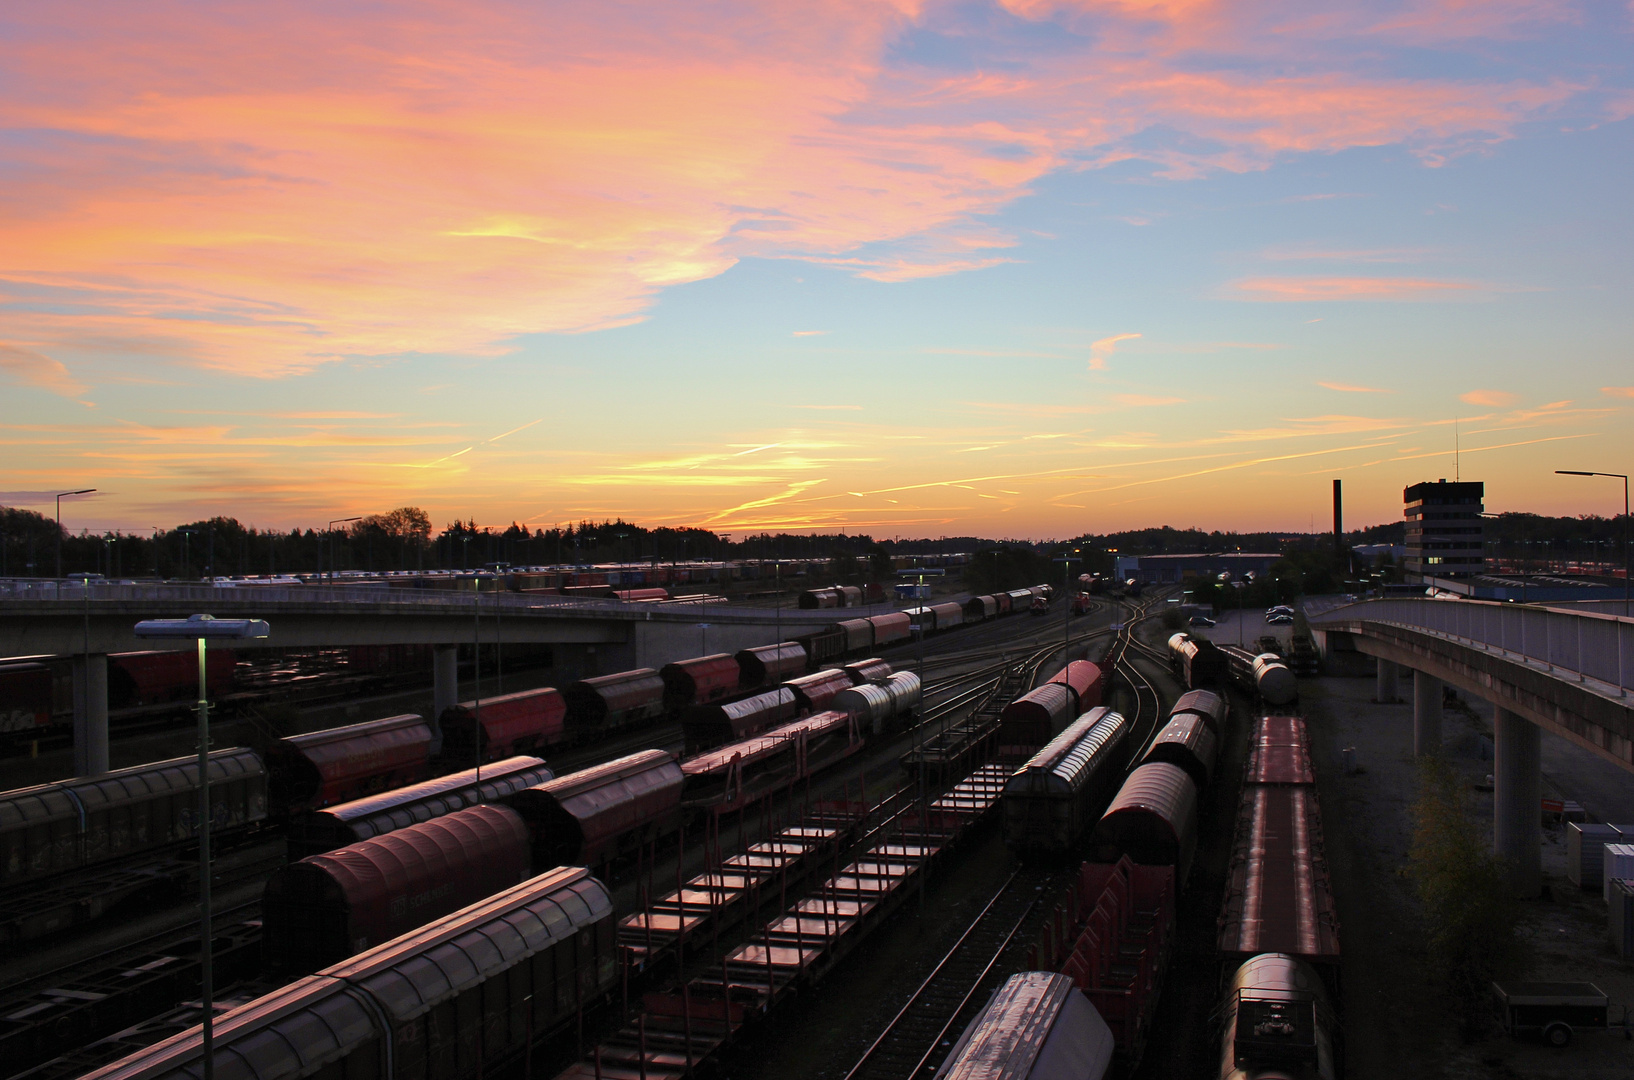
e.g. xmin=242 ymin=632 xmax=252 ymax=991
xmin=1460 ymin=388 xmax=1520 ymax=406
xmin=1224 ymin=277 xmax=1482 ymax=301
xmin=0 ymin=1 xmax=1610 ymax=378
xmin=1089 ymin=333 xmax=1141 ymax=371
xmin=1318 ymin=381 xmax=1394 ymax=393
xmin=0 ymin=343 xmax=89 ymax=399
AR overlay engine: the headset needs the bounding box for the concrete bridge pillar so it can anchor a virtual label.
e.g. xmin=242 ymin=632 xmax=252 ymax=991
xmin=1375 ymin=658 xmax=1400 ymax=704
xmin=431 ymin=645 xmax=459 ymax=753
xmin=72 ymin=653 xmax=109 ymax=776
xmin=1494 ymin=707 xmax=1543 ymax=897
xmin=1413 ymin=670 xmax=1443 ymax=757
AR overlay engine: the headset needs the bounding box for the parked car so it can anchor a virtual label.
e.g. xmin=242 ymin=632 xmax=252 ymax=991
xmin=1188 ymin=615 xmax=1216 ymax=627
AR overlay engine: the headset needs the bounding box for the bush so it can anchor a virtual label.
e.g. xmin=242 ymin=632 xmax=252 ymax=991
xmin=1160 ymin=607 xmax=1188 ymax=631
xmin=1408 ymin=757 xmax=1523 ymax=1037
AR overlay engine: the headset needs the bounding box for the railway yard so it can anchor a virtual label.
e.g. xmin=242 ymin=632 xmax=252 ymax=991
xmin=5 ymin=578 xmax=1629 ymax=1080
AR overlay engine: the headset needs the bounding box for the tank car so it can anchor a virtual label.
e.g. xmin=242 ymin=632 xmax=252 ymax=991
xmin=1217 ymin=953 xmax=1339 ymax=1080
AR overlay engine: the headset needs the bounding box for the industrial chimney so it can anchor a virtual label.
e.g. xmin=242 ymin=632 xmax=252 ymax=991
xmin=1333 ymin=478 xmax=1344 ymax=555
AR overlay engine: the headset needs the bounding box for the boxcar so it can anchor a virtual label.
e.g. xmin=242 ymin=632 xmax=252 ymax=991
xmin=262 ymin=803 xmax=531 ymax=972
xmin=659 ymin=654 xmax=740 ymax=712
xmin=509 ymin=750 xmax=684 ymax=866
xmin=835 ymin=618 xmax=875 ymax=654
xmin=996 ymin=683 xmax=1076 ymax=755
xmin=1046 ymin=661 xmax=1105 ymax=716
xmin=0 ymin=748 xmax=267 ymax=888
xmin=1167 ymin=634 xmax=1229 ymax=690
xmin=80 ymin=867 xmax=616 ymax=1080
xmin=736 ymin=643 xmax=808 ymax=688
xmin=799 ymin=588 xmax=840 ymax=609
xmin=439 ymin=687 xmax=566 ymax=764
xmin=267 ymin=714 xmax=433 ymax=814
xmin=0 ymin=662 xmax=55 ymax=737
xmin=868 ymin=611 xmax=912 ymax=646
xmin=963 ymin=595 xmax=998 ymax=621
xmin=1218 ymin=954 xmax=1339 ymax=1080
xmin=106 ymin=650 xmax=235 ymax=709
xmin=937 ymin=972 xmax=1114 ymax=1080
xmin=1171 ymin=688 xmax=1228 ymax=733
xmin=844 ymin=658 xmax=893 ymax=684
xmin=1002 ymin=707 xmax=1131 ymax=857
xmin=563 ymin=668 xmax=666 ymax=738
xmin=287 ymin=756 xmax=553 ymax=857
xmin=1091 ymin=762 xmax=1199 ymax=882
xmin=1006 ymin=588 xmax=1035 ymax=609
xmin=682 ymin=687 xmax=800 ymax=752
xmin=994 ymin=591 xmax=1014 ymax=616
xmin=783 ymin=669 xmax=853 ymax=714
xmin=928 ymin=601 xmax=964 ymax=631
xmin=1139 ymin=714 xmax=1218 ymax=792
xmin=836 ymin=585 xmax=863 ymax=607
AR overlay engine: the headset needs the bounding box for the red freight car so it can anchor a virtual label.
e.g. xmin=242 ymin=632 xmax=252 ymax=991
xmin=868 ymin=611 xmax=912 ymax=646
xmin=782 ymin=669 xmax=852 ymax=714
xmin=735 ymin=642 xmax=807 ymax=688
xmin=1046 ymin=660 xmax=1105 ymax=715
xmin=659 ymin=654 xmax=741 ymax=712
xmin=1091 ymin=762 xmax=1200 ymax=883
xmin=843 ymin=658 xmax=892 ymax=684
xmin=1138 ymin=714 xmax=1218 ymax=793
xmin=996 ymin=683 xmax=1076 ymax=757
xmin=107 ymin=650 xmax=236 ymax=708
xmin=563 ymin=669 xmax=666 ymax=738
xmin=1246 ymin=714 xmax=1315 ymax=785
xmin=262 ymin=803 xmax=532 ymax=972
xmin=509 ymin=750 xmax=684 ymax=867
xmin=681 ymin=687 xmax=801 ymax=753
xmin=439 ymin=687 xmax=567 ymax=763
xmin=0 ymin=662 xmax=53 ymax=736
xmin=266 ymin=714 xmax=434 ymax=813
xmin=1217 ymin=783 xmax=1340 ymax=967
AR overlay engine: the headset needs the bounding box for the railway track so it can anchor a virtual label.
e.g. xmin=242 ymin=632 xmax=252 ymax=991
xmin=840 ymin=868 xmax=1054 ymax=1080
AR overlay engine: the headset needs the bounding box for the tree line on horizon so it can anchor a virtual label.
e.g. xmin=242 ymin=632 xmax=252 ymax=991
xmin=1 ymin=503 xmax=1625 ymax=582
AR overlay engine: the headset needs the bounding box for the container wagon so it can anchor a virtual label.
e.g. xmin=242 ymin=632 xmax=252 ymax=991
xmin=935 ymin=972 xmax=1114 ymax=1080
xmin=78 ymin=867 xmax=617 ymax=1080
xmin=286 ymin=756 xmax=553 ymax=856
xmin=509 ymin=750 xmax=684 ymax=867
xmin=439 ymin=688 xmax=566 ymax=764
xmin=1002 ymin=707 xmax=1132 ymax=857
xmin=266 ymin=715 xmax=433 ymax=814
xmin=261 ymin=803 xmax=531 ymax=973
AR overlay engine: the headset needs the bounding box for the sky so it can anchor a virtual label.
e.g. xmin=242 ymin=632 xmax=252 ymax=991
xmin=2 ymin=0 xmax=1631 ymax=541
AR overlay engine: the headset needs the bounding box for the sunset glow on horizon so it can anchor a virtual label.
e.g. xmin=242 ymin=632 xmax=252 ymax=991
xmin=3 ymin=1 xmax=1631 ymax=539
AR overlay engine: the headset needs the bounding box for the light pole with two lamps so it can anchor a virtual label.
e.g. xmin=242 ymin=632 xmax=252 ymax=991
xmin=55 ymin=488 xmax=96 ymax=578
xmin=132 ymin=614 xmax=270 ymax=1080
xmin=1556 ymin=470 xmax=1629 ymax=616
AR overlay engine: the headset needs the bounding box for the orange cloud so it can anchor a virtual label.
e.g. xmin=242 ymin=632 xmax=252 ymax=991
xmin=1089 ymin=333 xmax=1141 ymax=371
xmin=0 ymin=2 xmax=1602 ymax=376
xmin=1460 ymin=389 xmax=1520 ymax=407
xmin=1318 ymin=381 xmax=1393 ymax=393
xmin=0 ymin=343 xmax=88 ymax=398
xmin=1225 ymin=277 xmax=1481 ymax=301
xmin=1602 ymin=387 xmax=1634 ymax=399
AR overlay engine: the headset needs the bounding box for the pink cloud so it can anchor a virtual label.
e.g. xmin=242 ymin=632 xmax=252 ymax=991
xmin=1225 ymin=276 xmax=1481 ymax=301
xmin=1460 ymin=389 xmax=1520 ymax=406
xmin=1602 ymin=387 xmax=1634 ymax=399
xmin=0 ymin=1 xmax=1608 ymax=376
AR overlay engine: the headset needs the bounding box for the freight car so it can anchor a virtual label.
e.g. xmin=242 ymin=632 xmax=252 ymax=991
xmin=1171 ymin=688 xmax=1228 ymax=733
xmin=286 ymin=755 xmax=554 ymax=856
xmin=266 ymin=714 xmax=434 ymax=814
xmin=1168 ymin=633 xmax=1230 ymax=690
xmin=79 ymin=867 xmax=618 ymax=1080
xmin=1046 ymin=661 xmax=1105 ymax=716
xmin=563 ymin=668 xmax=666 ymax=738
xmin=1219 ymin=646 xmax=1299 ymax=707
xmin=438 ymin=687 xmax=566 ymax=764
xmin=1002 ymin=707 xmax=1132 ymax=858
xmin=831 ymin=670 xmax=920 ymax=735
xmin=834 ymin=618 xmax=875 ymax=654
xmin=784 ymin=668 xmax=853 ymax=713
xmin=736 ymin=642 xmax=808 ymax=687
xmin=680 ymin=710 xmax=861 ymax=811
xmin=937 ymin=971 xmax=1115 ymax=1080
xmin=1090 ymin=761 xmax=1200 ymax=883
xmin=0 ymin=661 xmax=57 ymax=736
xmin=869 ymin=611 xmax=912 ymax=647
xmin=509 ymin=750 xmax=684 ymax=867
xmin=681 ymin=687 xmax=801 ymax=752
xmin=0 ymin=748 xmax=268 ymax=889
xmin=262 ymin=803 xmax=532 ymax=973
xmin=660 ymin=654 xmax=741 ymax=712
xmin=996 ymin=683 xmax=1076 ymax=757
xmin=963 ymin=594 xmax=999 ymax=621
xmin=844 ymin=658 xmax=893 ymax=684
xmin=1217 ymin=953 xmax=1339 ymax=1080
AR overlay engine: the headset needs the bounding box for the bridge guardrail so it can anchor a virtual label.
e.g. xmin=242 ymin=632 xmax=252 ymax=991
xmin=1309 ymin=597 xmax=1633 ymax=698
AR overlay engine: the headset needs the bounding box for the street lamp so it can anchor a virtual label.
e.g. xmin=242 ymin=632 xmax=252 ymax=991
xmin=1053 ymin=552 xmax=1079 ymax=674
xmin=55 ymin=489 xmax=96 ymax=577
xmin=327 ymin=517 xmax=361 ymax=584
xmin=1557 ymin=471 xmax=1630 ymax=616
xmin=132 ymin=614 xmax=269 ymax=1080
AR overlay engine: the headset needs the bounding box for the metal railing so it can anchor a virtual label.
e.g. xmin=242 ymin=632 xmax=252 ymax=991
xmin=0 ymin=578 xmax=795 ymax=623
xmin=1308 ymin=597 xmax=1633 ymax=698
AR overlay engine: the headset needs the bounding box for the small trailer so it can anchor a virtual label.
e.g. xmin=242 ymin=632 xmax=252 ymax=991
xmin=1493 ymin=982 xmax=1630 ymax=1047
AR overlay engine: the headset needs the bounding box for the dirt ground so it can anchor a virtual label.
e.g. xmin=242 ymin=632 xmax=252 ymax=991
xmin=1307 ymin=672 xmax=1634 ymax=1078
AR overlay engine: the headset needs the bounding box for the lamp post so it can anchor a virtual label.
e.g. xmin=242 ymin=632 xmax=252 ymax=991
xmin=55 ymin=489 xmax=96 ymax=578
xmin=327 ymin=517 xmax=361 ymax=584
xmin=132 ymin=615 xmax=270 ymax=1080
xmin=1556 ymin=471 xmax=1630 ymax=616
xmin=1053 ymin=552 xmax=1079 ymax=674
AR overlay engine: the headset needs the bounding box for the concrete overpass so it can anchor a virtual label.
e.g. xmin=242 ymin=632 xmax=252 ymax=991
xmin=1 ymin=581 xmax=835 ymax=774
xmin=1307 ymin=596 xmax=1634 ymax=896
